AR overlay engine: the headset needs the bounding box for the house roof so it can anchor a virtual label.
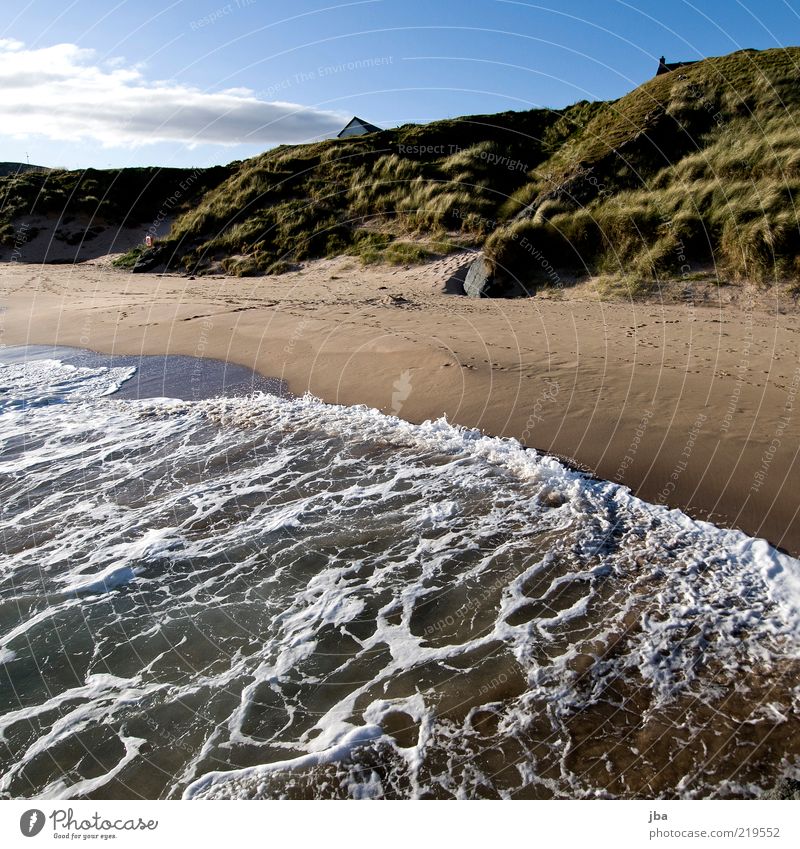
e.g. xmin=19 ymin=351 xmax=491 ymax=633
xmin=337 ymin=116 xmax=382 ymax=137
xmin=656 ymin=56 xmax=699 ymax=76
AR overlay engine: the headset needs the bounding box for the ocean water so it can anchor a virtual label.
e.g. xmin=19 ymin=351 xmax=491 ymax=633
xmin=1 ymin=348 xmax=799 ymax=800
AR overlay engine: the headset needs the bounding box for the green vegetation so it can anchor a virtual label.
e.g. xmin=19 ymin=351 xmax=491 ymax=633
xmin=165 ymin=107 xmax=580 ymax=273
xmin=384 ymin=241 xmax=436 ymax=265
xmin=163 ymin=46 xmax=800 ymax=288
xmin=111 ymin=247 xmax=143 ymax=269
xmin=0 ymin=162 xmax=50 ymax=178
xmin=342 ymin=229 xmax=448 ymax=266
xmin=0 ymin=165 xmax=230 ymax=248
xmin=5 ymin=47 xmax=800 ymax=291
xmin=485 ymin=47 xmax=800 ymax=288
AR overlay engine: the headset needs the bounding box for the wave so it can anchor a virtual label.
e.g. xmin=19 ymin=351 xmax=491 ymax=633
xmin=1 ymin=356 xmax=799 ymax=799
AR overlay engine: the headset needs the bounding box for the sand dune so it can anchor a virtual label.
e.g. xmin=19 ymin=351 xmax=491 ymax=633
xmin=0 ymin=215 xmax=167 ymax=264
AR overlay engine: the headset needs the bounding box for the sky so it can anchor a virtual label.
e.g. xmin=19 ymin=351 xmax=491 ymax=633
xmin=1 ymin=0 xmax=799 ymax=169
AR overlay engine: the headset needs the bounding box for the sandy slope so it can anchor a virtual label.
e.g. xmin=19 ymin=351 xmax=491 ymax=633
xmin=0 ymin=216 xmax=169 ymax=264
xmin=2 ymin=252 xmax=800 ymax=554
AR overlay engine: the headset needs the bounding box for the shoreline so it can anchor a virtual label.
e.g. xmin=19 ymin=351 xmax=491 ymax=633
xmin=3 ymin=254 xmax=800 ymax=554
xmin=0 ymin=343 xmax=286 ymax=402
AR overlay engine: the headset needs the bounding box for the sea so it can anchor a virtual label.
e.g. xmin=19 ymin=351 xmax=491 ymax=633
xmin=1 ymin=345 xmax=799 ymax=800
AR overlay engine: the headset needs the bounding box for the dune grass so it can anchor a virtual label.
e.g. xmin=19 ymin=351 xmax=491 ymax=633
xmin=111 ymin=247 xmax=144 ymax=269
xmin=6 ymin=46 xmax=800 ymax=291
xmin=484 ymin=46 xmax=800 ymax=288
xmin=164 ymin=106 xmax=577 ymax=273
xmin=169 ymin=47 xmax=800 ymax=287
xmin=0 ymin=166 xmax=231 ymax=251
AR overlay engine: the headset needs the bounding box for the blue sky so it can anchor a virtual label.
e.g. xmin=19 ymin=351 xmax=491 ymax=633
xmin=1 ymin=0 xmax=799 ymax=169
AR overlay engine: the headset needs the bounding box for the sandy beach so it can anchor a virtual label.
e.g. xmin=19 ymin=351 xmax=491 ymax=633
xmin=2 ymin=252 xmax=799 ymax=555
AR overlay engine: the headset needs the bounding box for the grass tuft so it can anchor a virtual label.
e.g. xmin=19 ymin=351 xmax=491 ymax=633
xmin=112 ymin=247 xmax=144 ymax=269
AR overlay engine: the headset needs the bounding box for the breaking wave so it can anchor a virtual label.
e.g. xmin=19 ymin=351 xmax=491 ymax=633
xmin=1 ymin=355 xmax=799 ymax=800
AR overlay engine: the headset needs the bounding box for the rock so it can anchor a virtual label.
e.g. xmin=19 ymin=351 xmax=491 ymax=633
xmin=464 ymin=255 xmax=526 ymax=298
xmin=464 ymin=256 xmax=494 ymax=298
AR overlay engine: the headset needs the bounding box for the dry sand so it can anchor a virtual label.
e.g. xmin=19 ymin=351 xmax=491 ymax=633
xmin=2 ymin=252 xmax=800 ymax=554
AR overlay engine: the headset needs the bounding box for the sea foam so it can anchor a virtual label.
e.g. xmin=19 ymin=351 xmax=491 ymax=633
xmin=1 ymin=355 xmax=799 ymax=800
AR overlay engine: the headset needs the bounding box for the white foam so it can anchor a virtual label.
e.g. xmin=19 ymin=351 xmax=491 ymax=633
xmin=2 ymin=367 xmax=800 ymax=800
xmin=64 ymin=564 xmax=138 ymax=595
xmin=184 ymin=725 xmax=385 ymax=800
xmin=38 ymin=733 xmax=147 ymax=800
xmin=0 ymin=358 xmax=136 ymax=410
xmin=59 ymin=528 xmax=185 ymax=595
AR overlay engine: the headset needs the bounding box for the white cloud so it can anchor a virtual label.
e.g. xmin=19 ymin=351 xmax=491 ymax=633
xmin=0 ymin=41 xmax=348 ymax=147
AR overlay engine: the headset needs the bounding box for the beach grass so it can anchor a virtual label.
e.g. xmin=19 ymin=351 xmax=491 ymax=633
xmin=4 ymin=47 xmax=800 ymax=289
xmin=484 ymin=46 xmax=800 ymax=288
xmin=166 ymin=47 xmax=800 ymax=286
xmin=111 ymin=247 xmax=144 ymax=269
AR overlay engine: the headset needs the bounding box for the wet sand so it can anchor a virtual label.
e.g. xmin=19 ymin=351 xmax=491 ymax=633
xmin=2 ymin=254 xmax=799 ymax=554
